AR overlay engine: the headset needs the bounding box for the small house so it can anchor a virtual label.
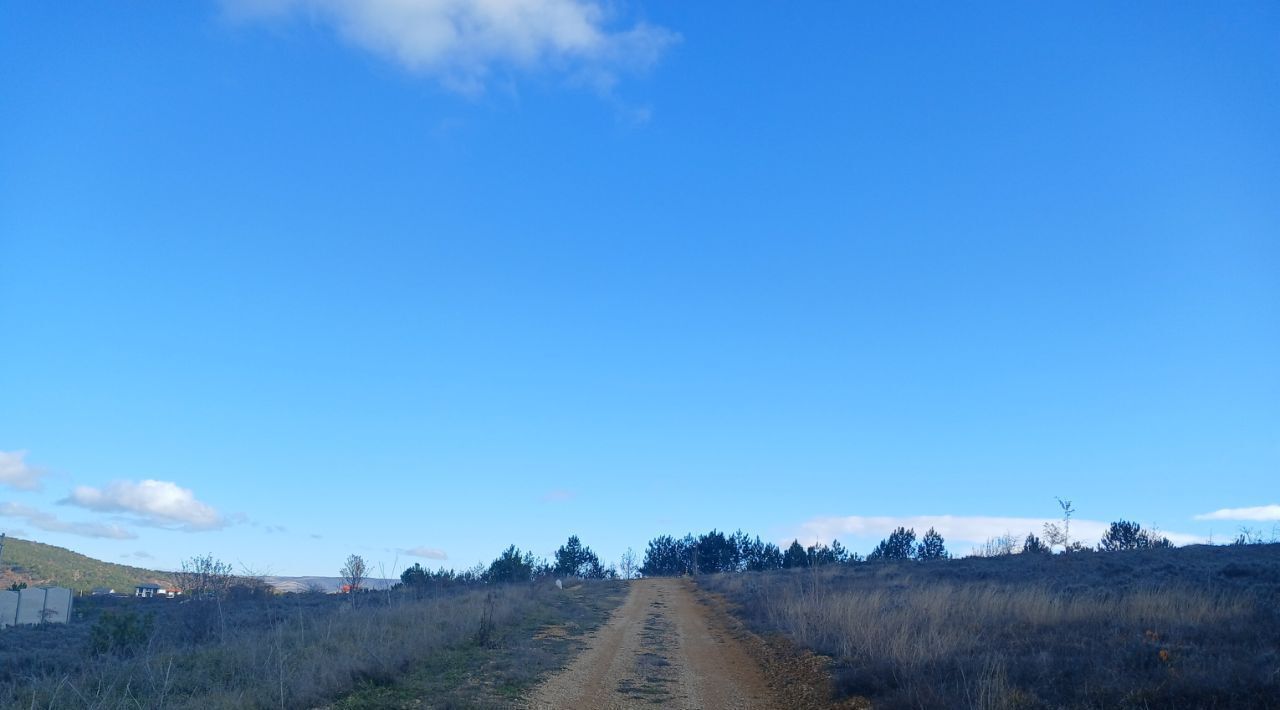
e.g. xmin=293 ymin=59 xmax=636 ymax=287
xmin=134 ymin=583 xmax=175 ymax=598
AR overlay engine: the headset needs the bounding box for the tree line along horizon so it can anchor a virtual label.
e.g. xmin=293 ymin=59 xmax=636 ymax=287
xmin=348 ymin=515 xmax=1182 ymax=594
xmin=160 ymin=511 xmax=1254 ymax=598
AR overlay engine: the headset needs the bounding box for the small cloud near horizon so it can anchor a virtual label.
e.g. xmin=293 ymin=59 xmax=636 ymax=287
xmin=0 ymin=450 xmax=47 ymax=491
xmin=794 ymin=514 xmax=1205 ymax=550
xmin=1194 ymin=504 xmax=1280 ymax=522
xmin=0 ymin=502 xmax=136 ymax=540
xmin=404 ymin=546 xmax=448 ymax=560
xmin=61 ymin=479 xmax=227 ymax=531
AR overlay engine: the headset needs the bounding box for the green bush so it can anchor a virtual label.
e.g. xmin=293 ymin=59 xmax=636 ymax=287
xmin=1022 ymin=533 xmax=1051 ymax=554
xmin=1099 ymin=520 xmax=1172 ymax=551
xmin=89 ymin=610 xmax=154 ymax=656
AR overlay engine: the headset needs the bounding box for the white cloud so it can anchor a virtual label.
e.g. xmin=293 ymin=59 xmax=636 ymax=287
xmin=223 ymin=0 xmax=679 ymax=94
xmin=62 ymin=479 xmax=226 ymax=531
xmin=405 ymin=546 xmax=448 ymax=560
xmin=1194 ymin=505 xmax=1280 ymax=522
xmin=0 ymin=450 xmax=46 ymax=491
xmin=0 ymin=502 xmax=136 ymax=540
xmin=795 ymin=514 xmax=1205 ymax=549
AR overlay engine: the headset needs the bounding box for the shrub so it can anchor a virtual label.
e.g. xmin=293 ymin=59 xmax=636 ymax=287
xmin=1022 ymin=533 xmax=1051 ymax=555
xmin=89 ymin=610 xmax=154 ymax=656
xmin=1099 ymin=520 xmax=1172 ymax=551
xmin=971 ymin=533 xmax=1019 ymax=557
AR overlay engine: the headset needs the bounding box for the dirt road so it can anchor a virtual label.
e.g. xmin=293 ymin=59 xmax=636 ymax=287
xmin=527 ymin=578 xmax=784 ymax=710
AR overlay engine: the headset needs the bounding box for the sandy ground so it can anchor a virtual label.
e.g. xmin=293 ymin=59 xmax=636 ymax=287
xmin=527 ymin=578 xmax=783 ymax=710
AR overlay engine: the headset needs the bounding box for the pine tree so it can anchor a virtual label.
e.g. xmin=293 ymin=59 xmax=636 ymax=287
xmin=782 ymin=540 xmax=809 ymax=568
xmin=868 ymin=527 xmax=916 ymax=560
xmin=915 ymin=527 xmax=948 ymax=560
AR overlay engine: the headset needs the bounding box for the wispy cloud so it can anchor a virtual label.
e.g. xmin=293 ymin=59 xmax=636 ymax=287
xmin=61 ymin=479 xmax=226 ymax=531
xmin=121 ymin=550 xmax=156 ymax=560
xmin=1194 ymin=505 xmax=1280 ymax=522
xmin=0 ymin=450 xmax=46 ymax=491
xmin=404 ymin=546 xmax=448 ymax=560
xmin=222 ymin=0 xmax=679 ymax=94
xmin=0 ymin=502 xmax=136 ymax=540
xmin=795 ymin=514 xmax=1205 ymax=548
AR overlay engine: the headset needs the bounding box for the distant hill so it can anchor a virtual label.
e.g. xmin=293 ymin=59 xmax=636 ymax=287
xmin=262 ymin=576 xmax=395 ymax=593
xmin=0 ymin=536 xmax=397 ymax=595
xmin=0 ymin=536 xmax=168 ymax=593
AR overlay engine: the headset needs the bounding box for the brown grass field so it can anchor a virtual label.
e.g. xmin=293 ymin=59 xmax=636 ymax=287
xmin=702 ymin=543 xmax=1280 ymax=709
xmin=0 ymin=580 xmax=624 ymax=709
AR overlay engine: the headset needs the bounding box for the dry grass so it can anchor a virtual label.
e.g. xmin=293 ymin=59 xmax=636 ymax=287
xmin=0 ymin=582 xmax=613 ymax=709
xmin=704 ymin=544 xmax=1280 ymax=709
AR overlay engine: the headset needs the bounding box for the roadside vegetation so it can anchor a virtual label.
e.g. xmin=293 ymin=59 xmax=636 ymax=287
xmin=677 ymin=523 xmax=1280 ymax=709
xmin=0 ymin=537 xmax=624 ymax=709
xmin=5 ymin=518 xmax=1278 ymax=708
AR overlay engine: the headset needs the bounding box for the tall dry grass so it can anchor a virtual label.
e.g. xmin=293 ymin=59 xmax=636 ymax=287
xmin=763 ymin=582 xmax=1247 ymax=667
xmin=706 ymin=545 xmax=1280 ymax=709
xmin=1 ymin=585 xmax=539 ymax=709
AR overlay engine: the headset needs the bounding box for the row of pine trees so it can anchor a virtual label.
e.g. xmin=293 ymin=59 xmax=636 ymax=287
xmin=393 ymin=519 xmax=1173 ymax=591
xmin=639 ymin=527 xmax=951 ymax=576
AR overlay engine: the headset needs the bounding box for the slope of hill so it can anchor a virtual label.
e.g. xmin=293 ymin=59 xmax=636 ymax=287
xmin=261 ymin=575 xmax=395 ymax=593
xmin=0 ymin=536 xmax=168 ymax=592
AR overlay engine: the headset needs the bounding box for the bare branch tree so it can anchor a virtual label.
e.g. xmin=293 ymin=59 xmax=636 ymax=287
xmin=173 ymin=553 xmax=234 ymax=600
xmin=1056 ymin=497 xmax=1075 ymax=549
xmin=1043 ymin=497 xmax=1076 ymax=553
xmin=340 ymin=554 xmax=368 ymax=595
xmin=619 ymin=548 xmax=639 ymax=580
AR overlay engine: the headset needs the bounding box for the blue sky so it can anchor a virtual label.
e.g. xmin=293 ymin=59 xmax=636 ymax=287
xmin=1 ymin=1 xmax=1277 ymax=576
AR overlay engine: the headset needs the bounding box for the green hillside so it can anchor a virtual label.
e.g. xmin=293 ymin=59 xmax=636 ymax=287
xmin=0 ymin=536 xmax=168 ymax=593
